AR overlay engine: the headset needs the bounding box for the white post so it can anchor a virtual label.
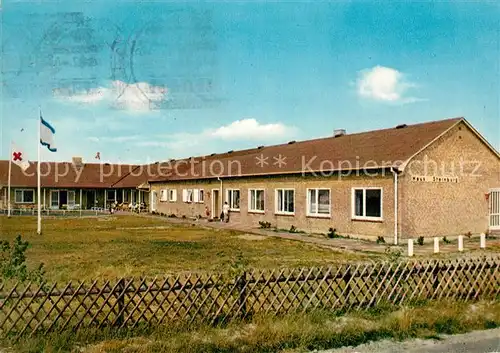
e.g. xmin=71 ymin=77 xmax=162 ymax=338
xmin=7 ymin=142 xmax=12 ymax=217
xmin=458 ymin=235 xmax=464 ymax=252
xmin=138 ymin=190 xmax=141 ymax=213
xmin=43 ymin=188 xmax=46 ymax=214
xmin=37 ymin=112 xmax=42 ymax=235
xmin=80 ymin=189 xmax=82 ymax=217
xmin=408 ymin=239 xmax=414 ymax=257
xmin=480 ymin=233 xmax=486 ymax=249
xmin=433 ymin=237 xmax=439 ymax=253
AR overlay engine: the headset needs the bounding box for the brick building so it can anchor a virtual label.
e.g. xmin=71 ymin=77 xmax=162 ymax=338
xmin=149 ymin=118 xmax=500 ymax=242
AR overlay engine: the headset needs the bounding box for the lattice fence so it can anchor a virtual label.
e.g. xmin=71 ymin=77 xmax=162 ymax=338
xmin=1 ymin=256 xmax=499 ymax=338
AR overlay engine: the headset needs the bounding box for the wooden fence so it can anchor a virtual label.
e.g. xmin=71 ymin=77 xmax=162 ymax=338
xmin=1 ymin=256 xmax=499 ymax=338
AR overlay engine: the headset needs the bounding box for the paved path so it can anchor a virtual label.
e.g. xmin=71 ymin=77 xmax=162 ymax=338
xmin=126 ymin=212 xmax=500 ymax=256
xmin=315 ymin=328 xmax=500 ymax=353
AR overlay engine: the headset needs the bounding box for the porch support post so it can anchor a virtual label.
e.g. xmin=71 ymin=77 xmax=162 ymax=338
xmin=80 ymin=189 xmax=82 ymax=216
xmin=104 ymin=190 xmax=107 ymax=210
xmin=139 ymin=190 xmax=141 ymax=213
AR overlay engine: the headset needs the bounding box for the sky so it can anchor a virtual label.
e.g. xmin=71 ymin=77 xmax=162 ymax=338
xmin=1 ymin=1 xmax=499 ymax=164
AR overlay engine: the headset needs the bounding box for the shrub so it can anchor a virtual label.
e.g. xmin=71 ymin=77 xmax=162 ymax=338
xmin=289 ymin=225 xmax=298 ymax=233
xmin=168 ymin=214 xmax=177 ymax=218
xmin=442 ymin=236 xmax=451 ymax=244
xmin=327 ymin=228 xmax=338 ymax=239
xmin=465 ymin=231 xmax=472 ymax=239
xmin=259 ymin=221 xmax=272 ymax=229
xmin=1 ymin=235 xmax=45 ymax=284
xmin=181 ymin=215 xmax=187 ymax=219
xmin=376 ymin=236 xmax=386 ymax=244
xmin=384 ymin=246 xmax=402 ymax=261
xmin=417 ymin=236 xmax=425 ymax=246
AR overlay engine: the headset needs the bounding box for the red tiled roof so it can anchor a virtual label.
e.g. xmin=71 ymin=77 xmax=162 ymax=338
xmin=0 ymin=117 xmax=464 ymax=188
xmin=0 ymin=162 xmax=149 ymax=188
xmin=149 ymin=117 xmax=463 ymax=182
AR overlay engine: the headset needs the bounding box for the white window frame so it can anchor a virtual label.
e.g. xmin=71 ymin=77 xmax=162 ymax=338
xmin=50 ymin=190 xmax=59 ymax=208
xmin=275 ymin=188 xmax=295 ymax=215
xmin=306 ymin=188 xmax=331 ymax=217
xmin=168 ymin=189 xmax=177 ymax=202
xmin=182 ymin=189 xmax=194 ymax=203
xmin=351 ymin=187 xmax=383 ymax=221
xmin=14 ymin=189 xmax=35 ymax=204
xmin=160 ymin=189 xmax=168 ymax=202
xmin=67 ymin=190 xmax=76 ymax=206
xmin=198 ymin=189 xmax=204 ymax=203
xmin=248 ymin=189 xmax=265 ymax=213
xmin=226 ymin=189 xmax=240 ymax=211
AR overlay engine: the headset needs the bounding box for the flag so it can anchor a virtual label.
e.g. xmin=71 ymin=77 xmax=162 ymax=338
xmin=40 ymin=115 xmax=57 ymax=152
xmin=11 ymin=143 xmax=30 ymax=172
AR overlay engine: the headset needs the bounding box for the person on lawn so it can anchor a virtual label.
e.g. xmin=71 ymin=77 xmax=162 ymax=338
xmin=222 ymin=201 xmax=230 ymax=222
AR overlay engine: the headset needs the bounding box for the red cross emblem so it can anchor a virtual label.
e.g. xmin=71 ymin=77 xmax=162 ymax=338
xmin=13 ymin=152 xmax=22 ymax=161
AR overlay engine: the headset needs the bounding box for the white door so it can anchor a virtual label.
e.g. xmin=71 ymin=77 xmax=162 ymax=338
xmin=151 ymin=191 xmax=158 ymax=212
xmin=490 ymin=189 xmax=500 ymax=230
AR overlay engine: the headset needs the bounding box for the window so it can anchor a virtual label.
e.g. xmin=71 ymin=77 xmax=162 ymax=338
xmin=168 ymin=189 xmax=177 ymax=202
xmin=68 ymin=191 xmax=76 ymax=206
xmin=249 ymin=189 xmax=265 ymax=212
xmin=193 ymin=189 xmax=204 ymax=203
xmin=276 ymin=189 xmax=294 ymax=214
xmin=50 ymin=190 xmax=59 ymax=208
xmin=160 ymin=189 xmax=168 ymax=202
xmin=15 ymin=189 xmax=34 ymax=203
xmin=307 ymin=189 xmax=330 ymax=216
xmin=182 ymin=189 xmax=194 ymax=203
xmin=352 ymin=188 xmax=382 ymax=220
xmin=106 ymin=189 xmax=116 ymax=201
xmin=226 ymin=189 xmax=240 ymax=210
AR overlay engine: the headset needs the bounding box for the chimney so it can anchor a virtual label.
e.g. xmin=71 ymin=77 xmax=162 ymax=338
xmin=72 ymin=157 xmax=83 ymax=169
xmin=333 ymin=129 xmax=346 ymax=137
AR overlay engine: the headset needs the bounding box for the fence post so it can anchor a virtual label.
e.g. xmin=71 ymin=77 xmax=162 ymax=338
xmin=408 ymin=239 xmax=414 ymax=257
xmin=116 ymin=278 xmax=125 ymax=326
xmin=237 ymin=271 xmax=247 ymax=318
xmin=458 ymin=235 xmax=464 ymax=252
xmin=480 ymin=233 xmax=486 ymax=249
xmin=432 ymin=262 xmax=440 ymax=299
xmin=433 ymin=237 xmax=439 ymax=254
xmin=343 ymin=266 xmax=352 ymax=308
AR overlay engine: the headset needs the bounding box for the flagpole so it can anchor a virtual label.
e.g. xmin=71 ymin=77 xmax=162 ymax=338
xmin=7 ymin=142 xmax=12 ymax=218
xmin=37 ymin=109 xmax=42 ymax=235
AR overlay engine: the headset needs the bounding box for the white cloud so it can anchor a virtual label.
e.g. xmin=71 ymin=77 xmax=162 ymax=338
xmin=357 ymin=66 xmax=424 ymax=104
xmin=53 ymin=80 xmax=167 ymax=112
xmin=210 ymin=119 xmax=292 ymax=140
xmin=135 ymin=118 xmax=296 ymax=157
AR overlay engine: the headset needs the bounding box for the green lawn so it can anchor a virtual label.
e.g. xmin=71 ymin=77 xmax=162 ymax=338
xmin=1 ymin=215 xmax=374 ymax=283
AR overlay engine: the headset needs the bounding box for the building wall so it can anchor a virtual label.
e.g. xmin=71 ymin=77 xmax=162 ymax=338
xmin=400 ymin=121 xmax=500 ymax=237
xmin=151 ymin=173 xmax=395 ymax=238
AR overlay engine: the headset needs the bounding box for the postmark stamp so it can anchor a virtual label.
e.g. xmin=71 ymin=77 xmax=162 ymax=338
xmin=2 ymin=11 xmax=126 ymax=102
xmin=127 ymin=7 xmax=220 ymax=110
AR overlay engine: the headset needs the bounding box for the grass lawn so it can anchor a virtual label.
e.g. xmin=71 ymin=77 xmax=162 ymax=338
xmin=0 ymin=215 xmax=375 ymax=282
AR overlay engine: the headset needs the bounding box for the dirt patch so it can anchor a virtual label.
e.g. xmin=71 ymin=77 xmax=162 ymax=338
xmin=237 ymin=234 xmax=268 ymax=241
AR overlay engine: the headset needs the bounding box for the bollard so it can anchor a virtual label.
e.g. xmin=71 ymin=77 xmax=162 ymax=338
xmin=434 ymin=237 xmax=439 ymax=253
xmin=480 ymin=233 xmax=486 ymax=249
xmin=458 ymin=235 xmax=464 ymax=252
xmin=408 ymin=239 xmax=414 ymax=257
